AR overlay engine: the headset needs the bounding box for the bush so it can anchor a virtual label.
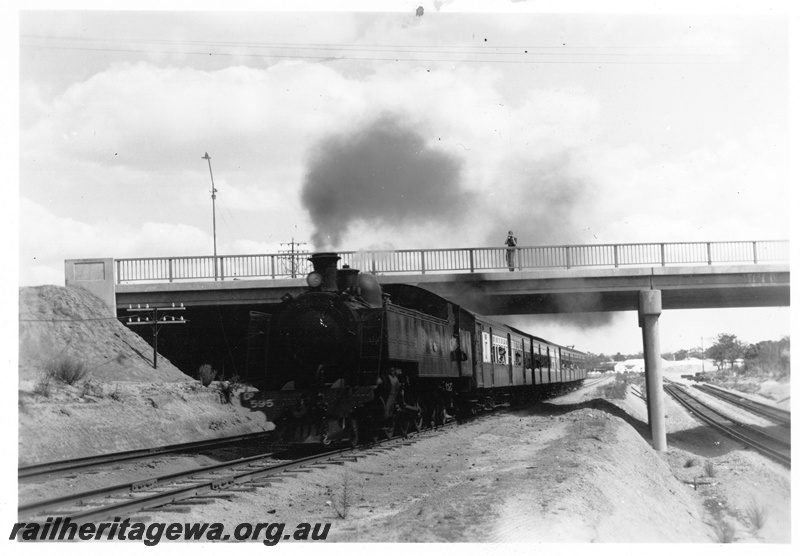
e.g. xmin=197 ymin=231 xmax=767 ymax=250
xmin=45 ymin=355 xmax=89 ymax=385
xmin=198 ymin=364 xmax=217 ymax=387
xmin=710 ymin=519 xmax=736 ymax=543
xmin=33 ymin=373 xmax=54 ymax=397
xmin=745 ymin=501 xmax=768 ymax=531
xmin=217 ymin=376 xmax=240 ymax=404
xmin=332 ymin=470 xmax=352 ymax=519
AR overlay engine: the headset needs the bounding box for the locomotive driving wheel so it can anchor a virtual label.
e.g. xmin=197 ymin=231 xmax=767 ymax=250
xmin=398 ymin=408 xmax=424 ymax=435
xmin=432 ymin=401 xmax=453 ymax=428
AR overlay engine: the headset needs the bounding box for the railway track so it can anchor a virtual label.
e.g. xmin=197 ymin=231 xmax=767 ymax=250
xmin=19 ymin=381 xmax=583 ymax=524
xmin=664 ymin=384 xmax=790 ymax=468
xmin=691 ymin=383 xmax=790 ymax=427
xmin=17 ymin=416 xmax=468 ymax=524
xmin=19 ymin=431 xmax=276 ymax=481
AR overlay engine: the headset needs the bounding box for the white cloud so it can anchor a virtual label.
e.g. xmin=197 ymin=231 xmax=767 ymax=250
xmin=19 ymin=197 xmax=215 ymax=286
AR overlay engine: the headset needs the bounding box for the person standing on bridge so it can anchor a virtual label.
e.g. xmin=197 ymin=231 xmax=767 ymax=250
xmin=505 ymin=231 xmax=518 ymax=271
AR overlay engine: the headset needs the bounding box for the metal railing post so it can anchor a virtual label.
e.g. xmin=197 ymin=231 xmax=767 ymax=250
xmin=110 ymin=239 xmax=788 ymax=283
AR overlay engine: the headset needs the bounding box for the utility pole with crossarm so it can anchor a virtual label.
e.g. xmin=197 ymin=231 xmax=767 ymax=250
xmin=125 ymin=303 xmax=187 ymax=369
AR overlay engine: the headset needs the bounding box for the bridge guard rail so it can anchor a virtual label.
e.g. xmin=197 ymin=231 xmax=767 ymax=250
xmin=115 ymin=240 xmax=789 ymax=283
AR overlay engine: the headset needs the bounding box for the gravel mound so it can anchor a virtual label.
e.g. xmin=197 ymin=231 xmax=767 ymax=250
xmin=19 ymin=285 xmax=188 ymax=383
xmin=17 ymin=285 xmax=271 ymax=465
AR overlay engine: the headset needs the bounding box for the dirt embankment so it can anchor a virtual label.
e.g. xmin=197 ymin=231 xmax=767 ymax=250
xmin=147 ymin=392 xmax=790 ymax=543
xmin=17 ymin=286 xmax=271 ymax=465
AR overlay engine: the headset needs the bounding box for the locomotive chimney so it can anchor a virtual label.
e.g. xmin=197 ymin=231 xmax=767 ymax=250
xmin=309 ymin=252 xmax=341 ymax=291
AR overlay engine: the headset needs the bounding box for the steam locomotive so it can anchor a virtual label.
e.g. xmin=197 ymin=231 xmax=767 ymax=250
xmin=241 ymin=252 xmax=588 ymax=445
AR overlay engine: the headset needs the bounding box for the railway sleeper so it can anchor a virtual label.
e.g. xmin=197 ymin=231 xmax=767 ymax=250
xmin=211 ymin=478 xmax=236 ymax=489
xmin=131 ymin=479 xmax=158 ymax=491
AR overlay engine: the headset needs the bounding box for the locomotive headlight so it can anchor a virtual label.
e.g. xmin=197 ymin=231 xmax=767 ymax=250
xmin=306 ymin=272 xmax=323 ymax=288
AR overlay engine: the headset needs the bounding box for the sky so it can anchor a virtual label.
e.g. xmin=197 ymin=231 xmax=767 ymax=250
xmin=9 ymin=1 xmax=795 ymax=356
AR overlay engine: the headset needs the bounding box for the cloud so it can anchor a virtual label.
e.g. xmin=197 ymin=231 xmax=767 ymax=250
xmin=19 ymin=197 xmax=214 ymax=286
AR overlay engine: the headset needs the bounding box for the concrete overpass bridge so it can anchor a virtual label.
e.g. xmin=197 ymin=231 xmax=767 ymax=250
xmin=66 ymin=240 xmax=790 ymax=316
xmin=65 ymin=240 xmax=789 ymax=453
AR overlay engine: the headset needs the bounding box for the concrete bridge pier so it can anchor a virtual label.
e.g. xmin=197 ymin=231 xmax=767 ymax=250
xmin=639 ymin=290 xmax=667 ymax=451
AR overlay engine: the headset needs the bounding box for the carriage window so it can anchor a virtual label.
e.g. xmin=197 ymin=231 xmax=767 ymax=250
xmin=511 ymin=338 xmax=523 ymax=367
xmin=482 ymin=332 xmax=492 ymax=363
xmin=492 ymin=335 xmax=508 ymax=364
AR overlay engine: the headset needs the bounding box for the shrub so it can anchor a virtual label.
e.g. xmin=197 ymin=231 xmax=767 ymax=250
xmin=217 ymin=376 xmax=240 ymax=404
xmin=109 ymin=385 xmax=124 ymax=402
xmin=198 ymin=364 xmax=217 ymax=387
xmin=745 ymin=501 xmax=768 ymax=531
xmin=33 ymin=373 xmax=54 ymax=397
xmin=332 ymin=470 xmax=352 ymax=519
xmin=45 ymin=355 xmax=89 ymax=385
xmin=710 ymin=519 xmax=736 ymax=543
xmin=684 ymin=458 xmax=698 ymax=468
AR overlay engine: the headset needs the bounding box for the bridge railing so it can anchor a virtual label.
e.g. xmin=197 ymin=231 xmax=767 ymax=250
xmin=115 ymin=240 xmax=789 ymax=283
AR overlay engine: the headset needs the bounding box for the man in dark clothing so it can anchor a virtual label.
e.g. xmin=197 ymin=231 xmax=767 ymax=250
xmin=505 ymin=231 xmax=518 ymax=271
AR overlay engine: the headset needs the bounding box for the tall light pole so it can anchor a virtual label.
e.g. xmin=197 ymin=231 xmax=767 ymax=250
xmin=202 ymin=152 xmax=218 ymax=280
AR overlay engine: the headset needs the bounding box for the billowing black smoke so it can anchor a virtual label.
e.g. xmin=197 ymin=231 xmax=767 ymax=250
xmin=301 ymin=113 xmax=471 ymax=249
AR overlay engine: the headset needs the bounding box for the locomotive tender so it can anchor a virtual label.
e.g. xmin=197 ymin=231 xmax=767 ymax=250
xmin=241 ymin=252 xmax=587 ymax=445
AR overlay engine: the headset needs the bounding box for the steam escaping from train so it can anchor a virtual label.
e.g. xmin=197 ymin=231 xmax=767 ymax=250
xmin=301 ymin=112 xmax=472 ymax=250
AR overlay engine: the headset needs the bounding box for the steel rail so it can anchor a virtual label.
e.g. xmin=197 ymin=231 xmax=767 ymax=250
xmin=20 ymin=382 xmax=587 ymax=523
xmin=692 ymin=383 xmax=791 ymax=427
xmin=60 ymin=447 xmax=356 ymax=525
xmin=667 ymin=384 xmax=790 ymax=447
xmin=18 ymin=431 xmax=275 ymax=480
xmin=18 ymin=449 xmax=284 ymax=519
xmin=19 ymin=426 xmax=444 ymax=523
xmin=665 ymin=385 xmax=790 ymax=468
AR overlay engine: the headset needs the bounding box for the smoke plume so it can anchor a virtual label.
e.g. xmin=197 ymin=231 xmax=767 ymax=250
xmin=301 ymin=113 xmax=471 ymax=249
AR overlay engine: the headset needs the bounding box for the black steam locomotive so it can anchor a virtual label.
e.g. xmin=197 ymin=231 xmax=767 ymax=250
xmin=241 ymin=252 xmax=587 ymax=445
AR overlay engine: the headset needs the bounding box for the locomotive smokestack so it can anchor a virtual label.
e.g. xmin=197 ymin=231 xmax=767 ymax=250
xmin=309 ymin=252 xmax=341 ymax=292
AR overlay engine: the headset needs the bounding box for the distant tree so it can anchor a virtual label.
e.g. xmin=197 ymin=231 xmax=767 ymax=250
xmin=706 ymin=333 xmax=746 ymax=370
xmin=744 ymin=336 xmax=790 ymax=378
xmin=673 ymin=349 xmax=690 ymax=361
xmin=585 ymin=352 xmax=608 ymax=370
xmin=687 ymin=347 xmax=704 ymax=359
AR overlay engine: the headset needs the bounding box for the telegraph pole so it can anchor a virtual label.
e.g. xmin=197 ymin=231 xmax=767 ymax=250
xmin=280 ymin=238 xmax=307 ymax=278
xmin=701 ymin=337 xmax=705 ymax=372
xmin=125 ymin=303 xmax=187 ymax=369
xmin=201 ymin=152 xmax=218 ymax=280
